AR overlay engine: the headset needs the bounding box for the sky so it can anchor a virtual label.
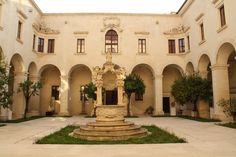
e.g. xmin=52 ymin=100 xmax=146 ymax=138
xmin=34 ymin=0 xmax=186 ymax=14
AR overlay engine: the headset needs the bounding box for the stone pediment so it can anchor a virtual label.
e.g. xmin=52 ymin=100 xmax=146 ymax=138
xmin=164 ymin=25 xmax=190 ymax=35
xmin=101 ymin=17 xmax=123 ymax=32
xmin=33 ymin=23 xmax=60 ymax=35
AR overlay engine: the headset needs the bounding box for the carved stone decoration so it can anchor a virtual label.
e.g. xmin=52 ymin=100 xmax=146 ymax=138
xmin=164 ymin=25 xmax=190 ymax=35
xmin=96 ymin=105 xmax=125 ymax=122
xmin=92 ymin=51 xmax=126 ymax=106
xmin=101 ymin=17 xmax=123 ymax=32
xmin=32 ymin=23 xmax=60 ymax=35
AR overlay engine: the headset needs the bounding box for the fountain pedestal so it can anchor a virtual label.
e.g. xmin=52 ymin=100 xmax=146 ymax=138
xmin=73 ymin=105 xmax=148 ymax=141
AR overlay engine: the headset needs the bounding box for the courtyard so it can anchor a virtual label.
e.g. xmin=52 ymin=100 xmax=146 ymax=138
xmin=0 ymin=117 xmax=235 ymax=157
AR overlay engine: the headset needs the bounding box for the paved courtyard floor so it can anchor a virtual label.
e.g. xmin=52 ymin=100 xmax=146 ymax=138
xmin=0 ymin=117 xmax=235 ymax=157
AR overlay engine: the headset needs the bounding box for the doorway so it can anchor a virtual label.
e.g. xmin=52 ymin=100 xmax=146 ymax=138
xmin=163 ymin=97 xmax=170 ymax=114
xmin=105 ymin=90 xmax=118 ymax=105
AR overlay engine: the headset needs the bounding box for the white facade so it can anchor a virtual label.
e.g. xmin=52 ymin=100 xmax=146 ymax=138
xmin=0 ymin=0 xmax=235 ymax=120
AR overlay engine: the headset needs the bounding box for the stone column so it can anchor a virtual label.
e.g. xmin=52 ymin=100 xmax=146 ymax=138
xmin=117 ymin=79 xmax=124 ymax=106
xmin=12 ymin=71 xmax=25 ymax=119
xmin=59 ymin=75 xmax=69 ymax=116
xmin=211 ymin=64 xmax=230 ymax=120
xmin=198 ymin=70 xmax=210 ymax=118
xmin=96 ymin=79 xmax=103 ymax=106
xmin=153 ymin=74 xmax=164 ymax=115
xmin=28 ymin=74 xmax=40 ymax=116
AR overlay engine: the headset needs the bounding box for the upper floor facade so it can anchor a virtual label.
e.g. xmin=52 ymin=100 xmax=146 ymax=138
xmin=0 ymin=0 xmax=235 ymax=76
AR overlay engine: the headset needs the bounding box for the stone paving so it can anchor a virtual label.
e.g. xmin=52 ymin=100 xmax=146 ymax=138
xmin=0 ymin=117 xmax=235 ymax=157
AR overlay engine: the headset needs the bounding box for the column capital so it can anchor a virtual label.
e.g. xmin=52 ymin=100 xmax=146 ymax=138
xmin=60 ymin=75 xmax=70 ymax=80
xmin=154 ymin=74 xmax=163 ymax=79
xmin=210 ymin=64 xmax=229 ymax=71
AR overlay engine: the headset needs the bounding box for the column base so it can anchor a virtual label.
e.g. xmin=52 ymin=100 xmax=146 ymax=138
xmin=153 ymin=110 xmax=164 ymax=116
xmin=58 ymin=112 xmax=70 ymax=117
xmin=27 ymin=110 xmax=40 ymax=117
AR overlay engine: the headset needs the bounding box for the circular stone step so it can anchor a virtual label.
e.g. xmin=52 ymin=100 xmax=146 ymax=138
xmin=73 ymin=127 xmax=148 ymax=141
xmin=80 ymin=125 xmax=141 ymax=132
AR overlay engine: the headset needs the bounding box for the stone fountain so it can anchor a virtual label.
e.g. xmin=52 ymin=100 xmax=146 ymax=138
xmin=73 ymin=52 xmax=148 ymax=141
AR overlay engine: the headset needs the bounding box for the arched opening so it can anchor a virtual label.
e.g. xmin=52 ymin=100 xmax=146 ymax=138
xmin=105 ymin=30 xmax=118 ymax=53
xmin=131 ymin=64 xmax=154 ymax=115
xmin=69 ymin=65 xmax=92 ymax=115
xmin=162 ymin=64 xmax=183 ymax=115
xmin=197 ymin=54 xmax=212 ymax=118
xmin=186 ymin=62 xmax=194 ymax=75
xmin=39 ymin=64 xmax=61 ymax=115
xmin=9 ymin=54 xmax=25 ymax=119
xmin=103 ymin=71 xmax=117 ymax=105
xmin=228 ymin=53 xmax=236 ymax=99
xmin=213 ymin=42 xmax=236 ymax=120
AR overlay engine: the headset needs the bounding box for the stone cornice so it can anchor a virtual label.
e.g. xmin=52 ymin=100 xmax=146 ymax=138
xmin=29 ymin=0 xmax=43 ymax=15
xmin=17 ymin=9 xmax=28 ymax=20
xmin=178 ymin=0 xmax=195 ymax=16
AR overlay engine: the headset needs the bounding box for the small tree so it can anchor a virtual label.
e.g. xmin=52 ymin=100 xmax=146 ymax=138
xmin=171 ymin=74 xmax=212 ymax=114
xmin=18 ymin=79 xmax=42 ymax=119
xmin=0 ymin=57 xmax=12 ymax=109
xmin=124 ymin=74 xmax=145 ymax=117
xmin=84 ymin=82 xmax=97 ymax=116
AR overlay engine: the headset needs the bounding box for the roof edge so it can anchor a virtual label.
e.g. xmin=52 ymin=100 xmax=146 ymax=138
xmin=29 ymin=0 xmax=43 ymax=15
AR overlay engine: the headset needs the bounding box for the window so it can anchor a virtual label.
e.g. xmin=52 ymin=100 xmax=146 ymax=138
xmin=138 ymin=39 xmax=146 ymax=54
xmin=200 ymin=23 xmax=205 ymax=41
xmin=51 ymin=86 xmax=59 ymax=100
xmin=38 ymin=37 xmax=44 ymax=52
xmin=219 ymin=5 xmax=226 ymax=27
xmin=32 ymin=34 xmax=36 ymax=50
xmin=187 ymin=35 xmax=190 ymax=50
xmin=77 ymin=39 xmax=85 ymax=53
xmin=48 ymin=39 xmax=55 ymax=53
xmin=178 ymin=38 xmax=185 ymax=53
xmin=135 ymin=93 xmax=143 ymax=101
xmin=105 ymin=30 xmax=118 ymax=53
xmin=168 ymin=39 xmax=176 ymax=54
xmin=17 ymin=21 xmax=22 ymax=39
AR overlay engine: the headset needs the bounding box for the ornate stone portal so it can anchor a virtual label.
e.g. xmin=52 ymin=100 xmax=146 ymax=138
xmin=73 ymin=52 xmax=148 ymax=141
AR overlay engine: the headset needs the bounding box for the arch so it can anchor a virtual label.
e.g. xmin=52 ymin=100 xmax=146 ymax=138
xmin=69 ymin=64 xmax=92 ymax=115
xmin=186 ymin=62 xmax=195 ymax=75
xmin=198 ymin=54 xmax=211 ymax=73
xmin=28 ymin=62 xmax=37 ymax=76
xmin=39 ymin=64 xmax=61 ymax=115
xmin=162 ymin=64 xmax=184 ymax=76
xmin=162 ymin=64 xmax=183 ymax=114
xmin=68 ymin=64 xmax=92 ymax=77
xmin=10 ymin=53 xmax=25 ymax=73
xmin=131 ymin=63 xmax=155 ymax=115
xmin=105 ymin=29 xmax=118 ymax=53
xmin=216 ymin=42 xmax=236 ymax=64
xmin=39 ymin=64 xmax=61 ymax=76
xmin=131 ymin=63 xmax=155 ymax=77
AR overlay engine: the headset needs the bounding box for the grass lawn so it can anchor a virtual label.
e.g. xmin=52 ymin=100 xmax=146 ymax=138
xmin=178 ymin=116 xmax=221 ymax=122
xmin=0 ymin=116 xmax=44 ymax=123
xmin=219 ymin=123 xmax=236 ymax=129
xmin=0 ymin=124 xmax=6 ymax=127
xmin=36 ymin=125 xmax=186 ymax=144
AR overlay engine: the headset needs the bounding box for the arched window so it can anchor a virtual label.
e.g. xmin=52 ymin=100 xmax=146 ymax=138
xmin=105 ymin=30 xmax=118 ymax=53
